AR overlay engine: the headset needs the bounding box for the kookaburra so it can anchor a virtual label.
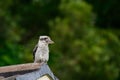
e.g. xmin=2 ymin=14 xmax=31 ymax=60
xmin=33 ymin=36 xmax=54 ymax=63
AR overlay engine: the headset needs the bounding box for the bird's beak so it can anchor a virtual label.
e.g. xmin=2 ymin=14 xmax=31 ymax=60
xmin=48 ymin=40 xmax=54 ymax=44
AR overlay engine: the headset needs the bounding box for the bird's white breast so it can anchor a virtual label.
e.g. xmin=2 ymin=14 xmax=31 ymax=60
xmin=35 ymin=43 xmax=49 ymax=62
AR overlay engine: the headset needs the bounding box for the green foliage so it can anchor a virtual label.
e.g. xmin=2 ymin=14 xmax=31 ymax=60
xmin=0 ymin=0 xmax=120 ymax=80
xmin=85 ymin=0 xmax=120 ymax=28
xmin=0 ymin=0 xmax=60 ymax=65
xmin=49 ymin=0 xmax=120 ymax=80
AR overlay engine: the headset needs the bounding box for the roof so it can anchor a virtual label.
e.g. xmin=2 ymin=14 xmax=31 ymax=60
xmin=0 ymin=63 xmax=59 ymax=80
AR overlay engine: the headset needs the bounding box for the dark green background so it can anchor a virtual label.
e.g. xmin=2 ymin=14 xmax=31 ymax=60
xmin=0 ymin=0 xmax=120 ymax=80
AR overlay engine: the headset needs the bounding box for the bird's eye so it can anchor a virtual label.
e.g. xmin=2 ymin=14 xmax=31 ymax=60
xmin=40 ymin=38 xmax=47 ymax=40
xmin=44 ymin=38 xmax=47 ymax=40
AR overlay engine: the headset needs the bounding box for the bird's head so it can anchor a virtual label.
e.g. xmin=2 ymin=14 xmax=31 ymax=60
xmin=39 ymin=36 xmax=54 ymax=44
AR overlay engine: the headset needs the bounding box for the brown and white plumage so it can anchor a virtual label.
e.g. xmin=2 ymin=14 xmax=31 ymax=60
xmin=33 ymin=36 xmax=54 ymax=63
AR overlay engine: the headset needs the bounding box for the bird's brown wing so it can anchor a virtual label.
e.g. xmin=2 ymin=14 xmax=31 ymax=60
xmin=33 ymin=44 xmax=38 ymax=60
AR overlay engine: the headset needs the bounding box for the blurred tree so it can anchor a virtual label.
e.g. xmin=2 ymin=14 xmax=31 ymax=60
xmin=0 ymin=0 xmax=60 ymax=65
xmin=49 ymin=0 xmax=120 ymax=80
xmin=0 ymin=0 xmax=120 ymax=80
xmin=85 ymin=0 xmax=120 ymax=29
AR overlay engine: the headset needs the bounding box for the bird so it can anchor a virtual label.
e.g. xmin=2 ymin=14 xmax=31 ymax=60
xmin=33 ymin=36 xmax=54 ymax=63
